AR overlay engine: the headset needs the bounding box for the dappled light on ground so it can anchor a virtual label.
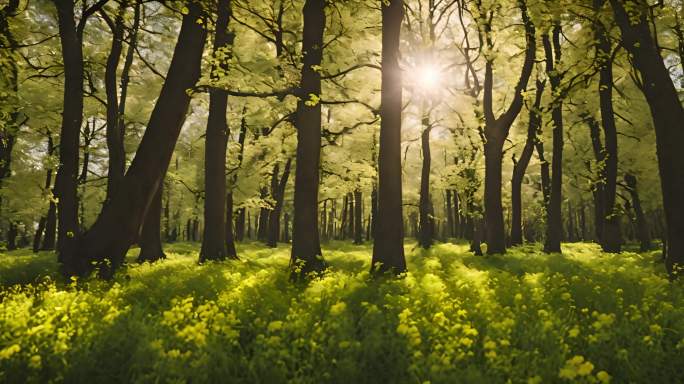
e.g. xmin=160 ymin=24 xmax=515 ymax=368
xmin=1 ymin=242 xmax=683 ymax=383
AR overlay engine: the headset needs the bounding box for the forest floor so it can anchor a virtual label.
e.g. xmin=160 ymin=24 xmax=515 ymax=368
xmin=1 ymin=241 xmax=683 ymax=383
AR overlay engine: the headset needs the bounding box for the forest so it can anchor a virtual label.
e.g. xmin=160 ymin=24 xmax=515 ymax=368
xmin=1 ymin=0 xmax=684 ymax=382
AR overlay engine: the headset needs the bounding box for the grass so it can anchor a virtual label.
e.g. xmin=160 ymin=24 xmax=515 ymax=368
xmin=1 ymin=240 xmax=683 ymax=383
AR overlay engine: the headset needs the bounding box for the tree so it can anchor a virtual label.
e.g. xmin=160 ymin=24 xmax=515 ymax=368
xmin=371 ymin=0 xmax=406 ymax=275
xmin=510 ymin=78 xmax=545 ymax=246
xmin=541 ymin=24 xmax=564 ymax=254
xmin=200 ymin=0 xmax=236 ymax=262
xmin=481 ymin=0 xmax=536 ymax=254
xmin=137 ymin=185 xmax=166 ymax=262
xmin=290 ymin=0 xmax=327 ymax=279
xmin=60 ymin=1 xmax=208 ymax=277
xmin=609 ymin=0 xmax=684 ymax=275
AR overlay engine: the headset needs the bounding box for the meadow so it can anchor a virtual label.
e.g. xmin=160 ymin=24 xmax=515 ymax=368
xmin=1 ymin=242 xmax=683 ymax=384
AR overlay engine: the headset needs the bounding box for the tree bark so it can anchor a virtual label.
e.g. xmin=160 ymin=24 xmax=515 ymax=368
xmin=53 ymin=0 xmax=85 ymax=259
xmin=446 ymin=189 xmax=454 ymax=238
xmin=371 ymin=0 xmax=407 ymax=275
xmin=267 ymin=158 xmax=292 ymax=247
xmin=542 ymin=27 xmax=563 ymax=254
xmin=34 ymin=133 xmax=56 ymax=252
xmin=104 ymin=0 xmax=129 ymax=202
xmin=418 ymin=114 xmax=434 ymax=249
xmin=510 ymin=79 xmax=545 ymax=246
xmin=200 ymin=0 xmax=234 ymax=262
xmin=0 ymin=0 xmax=19 ymax=203
xmin=610 ymin=0 xmax=684 ymax=275
xmin=60 ymin=2 xmax=208 ymax=277
xmin=624 ymin=173 xmax=651 ymax=252
xmin=137 ymin=184 xmax=166 ymax=263
xmin=594 ymin=2 xmax=621 ymax=252
xmin=353 ymin=189 xmax=363 ymax=244
xmin=290 ymin=0 xmax=327 ymax=279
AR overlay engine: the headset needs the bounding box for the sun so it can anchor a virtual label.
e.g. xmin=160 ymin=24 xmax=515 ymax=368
xmin=414 ymin=63 xmax=442 ymax=93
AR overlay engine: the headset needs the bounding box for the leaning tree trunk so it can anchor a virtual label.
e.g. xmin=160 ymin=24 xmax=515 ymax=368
xmin=290 ymin=0 xmax=327 ymax=279
xmin=53 ymin=0 xmax=84 ymax=259
xmin=137 ymin=184 xmax=167 ymax=263
xmin=59 ymin=2 xmax=208 ymax=278
xmin=200 ymin=0 xmax=234 ymax=262
xmin=594 ymin=2 xmax=621 ymax=252
xmin=418 ymin=115 xmax=434 ymax=249
xmin=371 ymin=0 xmax=407 ymax=275
xmin=610 ymin=0 xmax=684 ymax=275
xmin=542 ymin=27 xmax=564 ymax=254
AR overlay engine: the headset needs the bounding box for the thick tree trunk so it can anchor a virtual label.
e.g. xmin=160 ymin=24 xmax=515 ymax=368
xmin=60 ymin=2 xmax=207 ymax=277
xmin=594 ymin=4 xmax=621 ymax=252
xmin=542 ymin=28 xmax=563 ymax=254
xmin=0 ymin=0 xmax=19 ymax=201
xmin=610 ymin=0 xmax=684 ymax=274
xmin=418 ymin=116 xmax=433 ymax=249
xmin=267 ymin=158 xmax=292 ymax=247
xmin=371 ymin=0 xmax=407 ymax=274
xmin=290 ymin=0 xmax=326 ymax=279
xmin=137 ymin=185 xmax=166 ymax=263
xmin=353 ymin=189 xmax=363 ymax=244
xmin=585 ymin=115 xmax=606 ymax=242
xmin=200 ymin=0 xmax=234 ymax=262
xmin=510 ymin=79 xmax=545 ymax=246
xmin=41 ymin=201 xmax=57 ymax=250
xmin=53 ymin=0 xmax=84 ymax=259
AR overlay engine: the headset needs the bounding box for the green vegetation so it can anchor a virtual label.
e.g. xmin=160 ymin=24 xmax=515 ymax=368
xmin=2 ymin=242 xmax=683 ymax=383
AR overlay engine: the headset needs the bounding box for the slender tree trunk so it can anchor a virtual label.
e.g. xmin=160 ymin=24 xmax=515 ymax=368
xmin=290 ymin=0 xmax=326 ymax=279
xmin=53 ymin=0 xmax=84 ymax=259
xmin=0 ymin=0 xmax=19 ymax=204
xmin=542 ymin=27 xmax=563 ymax=254
xmin=482 ymin=1 xmax=536 ymax=255
xmin=446 ymin=189 xmax=454 ymax=238
xmin=610 ymin=0 xmax=684 ymax=275
xmin=104 ymin=0 xmax=128 ymax=202
xmin=235 ymin=208 xmax=245 ymax=241
xmin=418 ymin=115 xmax=433 ymax=249
xmin=511 ymin=79 xmax=545 ymax=246
xmin=453 ymin=190 xmax=461 ymax=238
xmin=7 ymin=222 xmax=17 ymax=250
xmin=225 ymin=191 xmax=237 ymax=257
xmin=353 ymin=189 xmax=363 ymax=244
xmin=624 ymin=173 xmax=651 ymax=252
xmin=200 ymin=0 xmax=234 ymax=262
xmin=34 ymin=133 xmax=57 ymax=252
xmin=60 ymin=2 xmax=208 ymax=277
xmin=585 ymin=115 xmax=606 ymax=242
xmin=267 ymin=158 xmax=292 ymax=247
xmin=257 ymin=187 xmax=270 ymax=242
xmin=137 ymin=185 xmax=166 ymax=263
xmin=371 ymin=0 xmax=407 ymax=274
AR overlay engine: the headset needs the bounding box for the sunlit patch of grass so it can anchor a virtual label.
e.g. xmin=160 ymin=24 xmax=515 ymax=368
xmin=1 ymin=241 xmax=683 ymax=383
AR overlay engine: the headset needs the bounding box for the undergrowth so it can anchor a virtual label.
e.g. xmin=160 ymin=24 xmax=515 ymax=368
xmin=1 ymin=241 xmax=683 ymax=383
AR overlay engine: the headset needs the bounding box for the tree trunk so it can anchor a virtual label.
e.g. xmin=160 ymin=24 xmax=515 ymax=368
xmin=235 ymin=208 xmax=245 ymax=241
xmin=371 ymin=0 xmax=407 ymax=275
xmin=353 ymin=189 xmax=363 ymax=244
xmin=446 ymin=189 xmax=454 ymax=238
xmin=60 ymin=2 xmax=207 ymax=277
xmin=0 ymin=0 xmax=19 ymax=202
xmin=200 ymin=0 xmax=234 ymax=262
xmin=104 ymin=0 xmax=129 ymax=202
xmin=510 ymin=79 xmax=545 ymax=246
xmin=542 ymin=27 xmax=563 ymax=254
xmin=137 ymin=184 xmax=166 ymax=263
xmin=610 ymin=0 xmax=684 ymax=274
xmin=225 ymin=191 xmax=237 ymax=257
xmin=624 ymin=173 xmax=651 ymax=252
xmin=594 ymin=3 xmax=621 ymax=252
xmin=290 ymin=0 xmax=326 ymax=279
xmin=267 ymin=158 xmax=292 ymax=247
xmin=7 ymin=222 xmax=17 ymax=250
xmin=418 ymin=115 xmax=433 ymax=249
xmin=482 ymin=1 xmax=535 ymax=255
xmin=53 ymin=0 xmax=84 ymax=259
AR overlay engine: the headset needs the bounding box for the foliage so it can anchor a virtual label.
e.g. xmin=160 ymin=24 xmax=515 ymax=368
xmin=1 ymin=242 xmax=683 ymax=383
